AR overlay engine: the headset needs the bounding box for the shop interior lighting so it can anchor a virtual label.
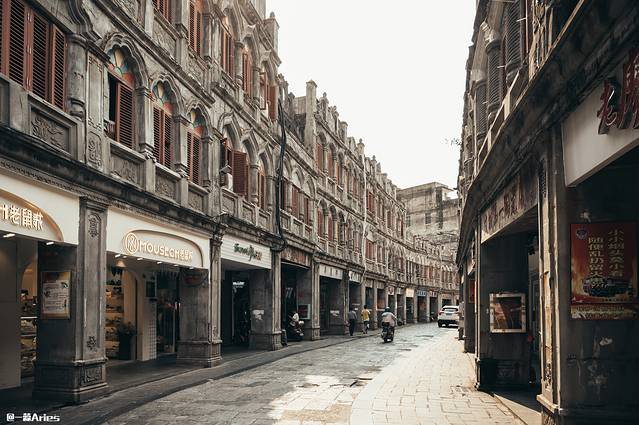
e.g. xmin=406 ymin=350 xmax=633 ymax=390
xmin=173 ymin=264 xmax=179 ymax=267
xmin=46 ymin=241 xmax=54 ymax=245
xmin=189 ymin=267 xmax=194 ymax=270
xmin=122 ymin=255 xmax=127 ymax=259
xmin=156 ymin=261 xmax=163 ymax=264
xmin=3 ymin=233 xmax=15 ymax=238
xmin=136 ymin=257 xmax=143 ymax=261
xmin=115 ymin=253 xmax=121 ymax=258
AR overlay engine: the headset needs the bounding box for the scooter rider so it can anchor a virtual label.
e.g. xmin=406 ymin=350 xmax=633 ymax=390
xmin=381 ymin=307 xmax=397 ymax=331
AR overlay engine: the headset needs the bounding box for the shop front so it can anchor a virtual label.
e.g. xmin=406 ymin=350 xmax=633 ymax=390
xmin=416 ymin=289 xmax=429 ymax=322
xmin=429 ymin=291 xmax=438 ymax=322
xmin=348 ymin=271 xmax=362 ymax=328
xmin=105 ymin=208 xmax=211 ymax=365
xmin=318 ymin=263 xmax=347 ymax=335
xmin=406 ymin=288 xmax=416 ymax=323
xmin=396 ymin=287 xmax=405 ymax=325
xmin=0 ymin=173 xmax=79 ymax=393
xmin=220 ymin=233 xmax=279 ymax=350
xmin=281 ymin=245 xmax=316 ymax=340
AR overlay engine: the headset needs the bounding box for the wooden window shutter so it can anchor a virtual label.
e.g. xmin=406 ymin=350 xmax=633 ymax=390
xmin=163 ymin=113 xmax=172 ymax=167
xmin=153 ymin=107 xmax=162 ymax=162
xmin=268 ymin=85 xmax=276 ymax=120
xmin=192 ymin=135 xmax=201 ymax=184
xmin=220 ymin=28 xmax=227 ymax=72
xmin=117 ymin=83 xmax=134 ymax=148
xmin=232 ymin=151 xmax=247 ymax=196
xmin=31 ymin=11 xmax=48 ymax=100
xmin=279 ymin=180 xmax=286 ymax=210
xmin=50 ymin=25 xmax=65 ymax=109
xmin=258 ymin=171 xmax=265 ymax=209
xmin=0 ymin=0 xmax=3 ymax=72
xmin=316 ymin=209 xmax=321 ymax=236
xmin=304 ymin=196 xmax=310 ymax=225
xmin=8 ymin=0 xmax=27 ymax=86
xmin=188 ymin=2 xmax=195 ymax=51
xmin=195 ymin=8 xmax=202 ymax=56
xmin=291 ymin=186 xmax=299 ymax=218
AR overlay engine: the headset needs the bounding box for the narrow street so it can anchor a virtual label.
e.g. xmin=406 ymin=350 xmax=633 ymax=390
xmin=106 ymin=324 xmax=518 ymax=425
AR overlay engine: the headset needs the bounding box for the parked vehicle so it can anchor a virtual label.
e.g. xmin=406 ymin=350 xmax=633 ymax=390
xmin=437 ymin=305 xmax=460 ymax=327
xmin=381 ymin=322 xmax=394 ymax=343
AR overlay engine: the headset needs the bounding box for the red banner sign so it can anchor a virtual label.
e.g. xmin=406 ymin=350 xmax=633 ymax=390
xmin=570 ymin=222 xmax=638 ymax=319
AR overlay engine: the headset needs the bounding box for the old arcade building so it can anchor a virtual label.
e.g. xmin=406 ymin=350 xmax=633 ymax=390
xmin=0 ymin=0 xmax=458 ymax=404
xmin=457 ymin=1 xmax=639 ymax=424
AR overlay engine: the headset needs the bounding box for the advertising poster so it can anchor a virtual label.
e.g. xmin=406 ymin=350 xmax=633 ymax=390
xmin=298 ymin=304 xmax=310 ymax=321
xmin=490 ymin=293 xmax=526 ymax=333
xmin=42 ymin=271 xmax=71 ymax=319
xmin=570 ymin=222 xmax=638 ymax=319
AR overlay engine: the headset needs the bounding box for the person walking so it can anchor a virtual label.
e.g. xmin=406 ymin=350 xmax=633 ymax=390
xmin=361 ymin=304 xmax=371 ymax=334
xmin=348 ymin=306 xmax=357 ymax=336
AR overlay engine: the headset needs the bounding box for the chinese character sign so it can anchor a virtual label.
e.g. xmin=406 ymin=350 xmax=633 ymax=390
xmin=597 ymin=49 xmax=639 ymax=133
xmin=571 ymin=222 xmax=638 ymax=319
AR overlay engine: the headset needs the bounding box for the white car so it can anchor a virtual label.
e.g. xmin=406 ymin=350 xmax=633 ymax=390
xmin=437 ymin=305 xmax=459 ymax=327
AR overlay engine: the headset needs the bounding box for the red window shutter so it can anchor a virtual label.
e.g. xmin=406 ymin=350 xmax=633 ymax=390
xmin=163 ymin=113 xmax=172 ymax=167
xmin=316 ymin=209 xmax=322 ymax=236
xmin=31 ymin=12 xmax=48 ymax=100
xmin=51 ymin=26 xmax=65 ymax=110
xmin=0 ymin=0 xmax=4 ymax=72
xmin=117 ymin=83 xmax=134 ymax=148
xmin=232 ymin=151 xmax=247 ymax=196
xmin=195 ymin=9 xmax=202 ymax=56
xmin=220 ymin=29 xmax=227 ymax=72
xmin=268 ymin=85 xmax=276 ymax=120
xmin=304 ymin=197 xmax=310 ymax=225
xmin=187 ymin=131 xmax=193 ymax=178
xmin=188 ymin=2 xmax=195 ymax=51
xmin=153 ymin=107 xmax=162 ymax=162
xmin=258 ymin=172 xmax=265 ymax=209
xmin=291 ymin=186 xmax=299 ymax=218
xmin=328 ymin=218 xmax=333 ymax=241
xmin=8 ymin=0 xmax=26 ymax=86
xmin=192 ymin=135 xmax=201 ymax=184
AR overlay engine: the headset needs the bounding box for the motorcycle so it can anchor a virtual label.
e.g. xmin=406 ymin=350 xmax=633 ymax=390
xmin=381 ymin=322 xmax=394 ymax=343
xmin=286 ymin=319 xmax=304 ymax=341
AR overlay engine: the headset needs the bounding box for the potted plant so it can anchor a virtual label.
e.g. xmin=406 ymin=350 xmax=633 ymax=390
xmin=116 ymin=322 xmax=136 ymax=360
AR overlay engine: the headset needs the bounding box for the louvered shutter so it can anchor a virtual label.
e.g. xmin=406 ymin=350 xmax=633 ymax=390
xmin=268 ymin=85 xmax=276 ymax=120
xmin=153 ymin=107 xmax=162 ymax=162
xmin=163 ymin=113 xmax=172 ymax=167
xmin=220 ymin=29 xmax=227 ymax=71
xmin=291 ymin=186 xmax=299 ymax=218
xmin=192 ymin=135 xmax=201 ymax=184
xmin=316 ymin=210 xmax=322 ymax=236
xmin=195 ymin=8 xmax=202 ymax=56
xmin=232 ymin=151 xmax=247 ymax=196
xmin=31 ymin=12 xmax=48 ymax=100
xmin=189 ymin=2 xmax=195 ymax=51
xmin=0 ymin=0 xmax=4 ymax=72
xmin=8 ymin=0 xmax=26 ymax=86
xmin=117 ymin=83 xmax=134 ymax=148
xmin=51 ymin=26 xmax=65 ymax=109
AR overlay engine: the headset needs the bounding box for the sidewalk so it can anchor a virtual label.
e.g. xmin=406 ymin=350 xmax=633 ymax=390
xmin=350 ymin=331 xmax=522 ymax=425
xmin=1 ymin=330 xmax=381 ymax=425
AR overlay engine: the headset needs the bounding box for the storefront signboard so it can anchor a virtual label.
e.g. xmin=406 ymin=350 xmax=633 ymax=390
xmin=397 ymin=287 xmax=403 ymax=295
xmin=416 ymin=289 xmax=427 ymax=297
xmin=405 ymin=288 xmax=415 ymax=298
xmin=180 ymin=268 xmax=209 ymax=286
xmin=570 ymin=222 xmax=638 ymax=319
xmin=221 ymin=234 xmax=271 ymax=269
xmin=122 ymin=230 xmax=203 ymax=268
xmin=319 ymin=265 xmax=343 ymax=280
xmin=387 ymin=286 xmax=395 ymax=295
xmin=489 ymin=292 xmax=526 ymax=333
xmin=563 ymin=49 xmax=639 ymax=186
xmin=480 ymin=162 xmax=538 ymax=243
xmin=349 ymin=271 xmax=362 ymax=283
xmin=282 ymin=246 xmax=311 ymax=268
xmin=41 ymin=271 xmax=71 ymax=319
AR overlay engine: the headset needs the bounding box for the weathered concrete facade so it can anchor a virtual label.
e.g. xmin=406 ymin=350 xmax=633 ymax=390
xmin=457 ymin=1 xmax=639 ymax=424
xmin=0 ymin=0 xmax=457 ymax=404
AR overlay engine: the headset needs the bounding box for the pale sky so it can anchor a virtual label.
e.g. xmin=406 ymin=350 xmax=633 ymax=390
xmin=268 ymin=0 xmax=476 ymax=190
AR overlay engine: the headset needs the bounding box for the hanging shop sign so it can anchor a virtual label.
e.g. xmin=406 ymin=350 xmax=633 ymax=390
xmin=489 ymin=292 xmax=526 ymax=333
xmin=41 ymin=271 xmax=71 ymax=319
xmin=0 ymin=173 xmax=79 ymax=244
xmin=281 ymin=246 xmax=311 ymax=268
xmin=405 ymin=288 xmax=415 ymax=298
xmin=416 ymin=289 xmax=428 ymax=297
xmin=480 ymin=162 xmax=538 ymax=243
xmin=570 ymin=222 xmax=638 ymax=319
xmin=319 ymin=264 xmax=343 ymax=280
xmin=221 ymin=234 xmax=271 ymax=269
xmin=563 ymin=48 xmax=639 ymax=186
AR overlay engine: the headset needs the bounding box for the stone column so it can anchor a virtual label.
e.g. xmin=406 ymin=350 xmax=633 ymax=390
xmin=249 ymin=164 xmax=259 ymax=205
xmin=371 ymin=280 xmax=378 ymax=330
xmin=267 ymin=176 xmax=276 ymax=213
xmin=33 ymin=199 xmax=108 ymax=403
xmin=310 ymin=259 xmax=321 ymax=340
xmin=234 ymin=41 xmax=244 ymax=87
xmin=411 ymin=293 xmax=418 ymax=324
xmin=359 ymin=281 xmax=366 ymax=331
xmin=177 ymin=234 xmax=223 ymax=367
xmin=249 ymin=250 xmax=282 ymax=350
xmin=328 ymin=274 xmax=348 ymax=335
xmin=136 ymin=87 xmax=155 ymax=193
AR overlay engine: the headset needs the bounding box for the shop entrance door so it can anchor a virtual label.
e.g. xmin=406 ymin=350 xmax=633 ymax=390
xmin=320 ymin=282 xmax=329 ymax=332
xmin=429 ymin=297 xmax=438 ymax=320
xmin=156 ymin=271 xmax=179 ymax=355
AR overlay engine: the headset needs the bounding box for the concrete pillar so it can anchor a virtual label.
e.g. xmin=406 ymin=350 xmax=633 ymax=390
xmin=177 ymin=235 xmax=223 ymax=366
xmin=33 ymin=199 xmax=108 ymax=403
xmin=249 ymin=164 xmax=259 ymax=205
xmin=297 ymin=264 xmax=319 ymax=340
xmin=371 ymin=281 xmax=379 ymax=330
xmin=411 ymin=294 xmax=418 ymax=324
xmin=310 ymin=260 xmax=321 ymax=339
xmin=328 ymin=274 xmax=348 ymax=335
xmin=249 ymin=250 xmax=282 ymax=350
xmin=66 ymin=35 xmax=87 ymax=123
xmin=359 ymin=281 xmax=366 ymax=330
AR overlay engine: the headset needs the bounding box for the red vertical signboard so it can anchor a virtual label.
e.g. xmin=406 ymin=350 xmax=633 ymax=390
xmin=571 ymin=222 xmax=638 ymax=319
